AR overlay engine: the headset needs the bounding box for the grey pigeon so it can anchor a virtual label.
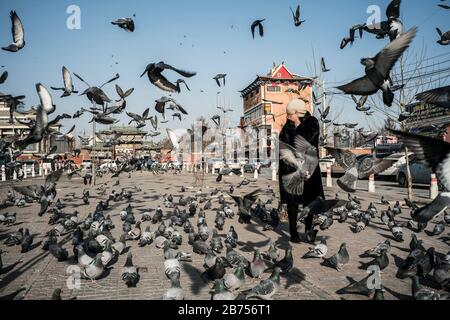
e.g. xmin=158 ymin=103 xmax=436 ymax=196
xmin=243 ymin=267 xmax=281 ymax=300
xmin=337 ymin=28 xmax=417 ymax=107
xmin=122 ymin=252 xmax=140 ymax=287
xmin=322 ymin=243 xmax=349 ymax=271
xmin=251 ymin=19 xmax=265 ymax=39
xmin=279 ymin=135 xmax=319 ymax=196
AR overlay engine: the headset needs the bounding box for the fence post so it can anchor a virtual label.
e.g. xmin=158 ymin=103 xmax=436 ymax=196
xmin=430 ymin=174 xmax=439 ymax=200
xmin=368 ymin=174 xmax=376 ymax=193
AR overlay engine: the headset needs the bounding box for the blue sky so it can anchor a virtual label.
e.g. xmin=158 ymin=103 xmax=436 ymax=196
xmin=0 ymin=0 xmax=449 ymax=137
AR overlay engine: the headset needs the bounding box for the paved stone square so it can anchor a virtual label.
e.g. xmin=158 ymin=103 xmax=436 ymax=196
xmin=0 ymin=170 xmax=448 ymax=300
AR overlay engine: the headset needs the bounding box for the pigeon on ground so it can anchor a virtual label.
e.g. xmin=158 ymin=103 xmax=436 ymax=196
xmin=242 ymin=267 xmax=281 ymax=300
xmin=322 ymin=243 xmax=349 ymax=271
xmin=163 ymin=278 xmax=184 ymax=300
xmin=336 ymin=275 xmax=375 ymax=297
xmin=249 ymin=250 xmax=267 ymax=278
xmin=229 ymin=189 xmax=262 ymax=224
xmin=223 ymin=264 xmax=245 ymax=291
xmin=361 ymin=240 xmax=391 ymax=258
xmin=80 ymin=253 xmax=104 ymax=280
xmin=302 ymin=239 xmax=328 ymax=259
xmin=122 ymin=252 xmax=140 ymax=287
xmin=210 ymin=279 xmax=237 ymax=300
xmin=359 ymin=248 xmax=389 ymax=271
xmin=410 ymin=275 xmax=449 ymax=300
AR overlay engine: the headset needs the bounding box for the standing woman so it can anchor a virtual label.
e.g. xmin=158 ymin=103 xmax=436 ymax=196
xmin=279 ymin=99 xmax=324 ymax=244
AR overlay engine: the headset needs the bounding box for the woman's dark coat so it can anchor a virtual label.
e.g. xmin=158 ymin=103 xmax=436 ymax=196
xmin=278 ymin=113 xmax=325 ymax=206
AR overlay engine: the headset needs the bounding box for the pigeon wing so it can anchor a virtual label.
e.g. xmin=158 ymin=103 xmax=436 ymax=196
xmin=45 ymin=169 xmax=63 ymax=187
xmin=166 ymin=129 xmax=179 ymax=150
xmin=62 ymin=67 xmax=72 ymax=91
xmin=373 ymin=28 xmax=417 ymax=81
xmin=115 ymin=84 xmax=125 ymax=98
xmin=294 ymin=135 xmax=319 ymax=175
xmin=336 ymin=76 xmax=379 ymax=95
xmin=325 ymin=147 xmax=357 ymax=170
xmin=13 ymin=185 xmax=40 ymax=199
xmin=416 ymin=85 xmax=450 ymax=108
xmin=11 ymin=11 xmax=24 ymax=46
xmin=279 ymin=141 xmax=299 ymax=168
xmin=337 ymin=167 xmax=358 ymax=193
xmin=158 ymin=63 xmax=197 ymax=78
xmin=386 ymin=0 xmax=401 ymax=19
xmin=358 ymin=158 xmax=394 ymax=179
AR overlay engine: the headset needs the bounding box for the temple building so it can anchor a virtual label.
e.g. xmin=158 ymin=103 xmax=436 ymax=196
xmin=0 ymin=102 xmax=70 ymax=157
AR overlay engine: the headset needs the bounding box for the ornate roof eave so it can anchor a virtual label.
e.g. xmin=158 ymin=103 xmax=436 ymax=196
xmin=240 ymin=75 xmax=314 ymax=97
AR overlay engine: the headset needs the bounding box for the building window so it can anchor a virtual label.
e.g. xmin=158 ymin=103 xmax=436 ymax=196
xmin=267 ymin=86 xmax=281 ymax=92
xmin=256 ymin=87 xmax=260 ymax=94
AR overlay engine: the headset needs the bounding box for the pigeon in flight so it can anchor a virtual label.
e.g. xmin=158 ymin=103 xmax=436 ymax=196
xmin=111 ymin=18 xmax=135 ymax=32
xmin=141 ymin=62 xmax=196 ymax=93
xmin=0 ymin=71 xmax=8 ymax=84
xmin=321 ymin=58 xmax=330 ymax=73
xmin=416 ymin=85 xmax=450 ymax=109
xmin=229 ymin=189 xmax=262 ymax=224
xmin=438 ymin=3 xmax=450 ymax=10
xmin=290 ymin=5 xmax=305 ymax=27
xmin=251 ymin=19 xmax=265 ymax=39
xmin=126 ymin=108 xmax=150 ymax=129
xmin=385 ymin=0 xmax=403 ymax=41
xmin=51 ymin=66 xmax=78 ymax=98
xmin=74 ymin=73 xmax=119 ymax=106
xmin=337 ymin=27 xmax=417 ymax=107
xmin=2 ymin=11 xmax=25 ymax=52
xmin=388 ymin=129 xmax=450 ymax=225
xmin=213 ymin=74 xmax=226 ymax=87
xmin=326 ymin=147 xmax=394 ymax=193
xmin=340 ymin=24 xmax=365 ymax=49
xmin=279 ymin=135 xmax=319 ymax=196
xmin=436 ymin=28 xmax=450 ymax=45
xmin=351 ymin=95 xmax=369 ymax=111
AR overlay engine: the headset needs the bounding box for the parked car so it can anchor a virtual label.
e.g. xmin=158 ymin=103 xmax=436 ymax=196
xmin=18 ymin=160 xmax=39 ymax=175
xmin=396 ymin=159 xmax=432 ymax=187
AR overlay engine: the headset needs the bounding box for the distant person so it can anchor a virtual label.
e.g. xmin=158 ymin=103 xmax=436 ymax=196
xmin=279 ymin=99 xmax=324 ymax=244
